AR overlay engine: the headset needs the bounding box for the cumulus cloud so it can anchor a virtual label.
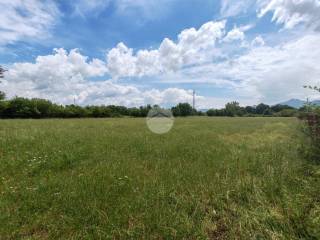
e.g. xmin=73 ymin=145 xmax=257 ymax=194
xmin=259 ymin=0 xmax=320 ymax=30
xmin=177 ymin=33 xmax=320 ymax=104
xmin=107 ymin=20 xmax=226 ymax=78
xmin=246 ymin=33 xmax=320 ymax=102
xmin=3 ymin=33 xmax=319 ymax=107
xmin=7 ymin=48 xmax=107 ymax=82
xmin=223 ymin=27 xmax=245 ymax=42
xmin=251 ymin=36 xmax=265 ymax=46
xmin=2 ymin=48 xmax=198 ymax=107
xmin=3 ymin=48 xmax=107 ymax=104
xmin=3 ymin=0 xmax=320 ymax=108
xmin=0 ymin=0 xmax=59 ymax=46
xmin=77 ymin=86 xmax=197 ymax=107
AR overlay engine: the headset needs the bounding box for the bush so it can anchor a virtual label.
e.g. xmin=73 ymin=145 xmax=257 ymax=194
xmin=274 ymin=109 xmax=298 ymax=117
xmin=299 ymin=107 xmax=320 ymax=162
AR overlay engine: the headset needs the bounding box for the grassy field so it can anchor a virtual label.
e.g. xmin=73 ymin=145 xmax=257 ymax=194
xmin=0 ymin=117 xmax=319 ymax=239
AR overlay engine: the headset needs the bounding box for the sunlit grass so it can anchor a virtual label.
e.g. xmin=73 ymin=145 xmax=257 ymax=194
xmin=0 ymin=117 xmax=319 ymax=239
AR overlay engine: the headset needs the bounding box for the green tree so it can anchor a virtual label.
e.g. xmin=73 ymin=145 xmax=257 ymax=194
xmin=245 ymin=106 xmax=256 ymax=114
xmin=301 ymin=85 xmax=320 ymax=161
xmin=304 ymin=85 xmax=320 ymax=93
xmin=4 ymin=97 xmax=40 ymax=118
xmin=172 ymin=103 xmax=193 ymax=117
xmin=256 ymin=103 xmax=270 ymax=115
xmin=275 ymin=109 xmax=297 ymax=117
xmin=0 ymin=91 xmax=5 ymax=101
xmin=225 ymin=101 xmax=243 ymax=116
xmin=271 ymin=104 xmax=294 ymax=112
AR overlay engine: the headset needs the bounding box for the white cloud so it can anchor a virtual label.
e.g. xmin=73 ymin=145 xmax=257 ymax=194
xmin=3 ymin=48 xmax=107 ymax=103
xmin=246 ymin=33 xmax=320 ymax=102
xmin=221 ymin=0 xmax=320 ymax=31
xmin=107 ymin=20 xmax=226 ymax=78
xmin=220 ymin=0 xmax=256 ymax=17
xmin=3 ymin=33 xmax=320 ymax=108
xmin=0 ymin=0 xmax=59 ymax=46
xmin=71 ymin=0 xmax=174 ymax=21
xmin=259 ymin=0 xmax=320 ymax=30
xmin=179 ymin=33 xmax=320 ymax=104
xmin=223 ymin=27 xmax=245 ymax=42
xmin=251 ymin=35 xmax=265 ymax=46
xmin=2 ymin=48 xmax=199 ymax=107
xmin=3 ymin=0 xmax=320 ymax=108
xmin=72 ymin=0 xmax=112 ymax=17
xmin=76 ymin=86 xmax=197 ymax=107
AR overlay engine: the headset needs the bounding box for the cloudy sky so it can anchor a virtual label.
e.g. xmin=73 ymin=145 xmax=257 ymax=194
xmin=1 ymin=0 xmax=320 ymax=108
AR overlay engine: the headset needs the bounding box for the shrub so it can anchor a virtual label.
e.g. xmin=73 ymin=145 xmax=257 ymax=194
xmin=299 ymin=107 xmax=320 ymax=162
xmin=275 ymin=109 xmax=298 ymax=117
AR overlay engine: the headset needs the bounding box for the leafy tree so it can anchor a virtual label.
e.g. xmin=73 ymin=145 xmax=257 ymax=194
xmin=0 ymin=91 xmax=5 ymax=101
xmin=301 ymin=85 xmax=320 ymax=161
xmin=4 ymin=97 xmax=39 ymax=118
xmin=275 ymin=109 xmax=297 ymax=117
xmin=256 ymin=103 xmax=270 ymax=115
xmin=263 ymin=108 xmax=274 ymax=116
xmin=206 ymin=108 xmax=227 ymax=116
xmin=304 ymin=85 xmax=320 ymax=93
xmin=139 ymin=105 xmax=152 ymax=117
xmin=172 ymin=103 xmax=193 ymax=116
xmin=0 ymin=100 xmax=8 ymax=117
xmin=225 ymin=101 xmax=244 ymax=116
xmin=271 ymin=104 xmax=294 ymax=112
xmin=245 ymin=106 xmax=256 ymax=114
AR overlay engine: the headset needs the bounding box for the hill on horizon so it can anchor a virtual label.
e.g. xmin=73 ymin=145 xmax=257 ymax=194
xmin=279 ymin=99 xmax=320 ymax=108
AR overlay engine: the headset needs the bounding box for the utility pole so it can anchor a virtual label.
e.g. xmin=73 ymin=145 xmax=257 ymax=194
xmin=192 ymin=90 xmax=195 ymax=110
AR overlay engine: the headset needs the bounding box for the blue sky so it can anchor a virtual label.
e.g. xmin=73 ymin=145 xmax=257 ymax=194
xmin=1 ymin=0 xmax=320 ymax=108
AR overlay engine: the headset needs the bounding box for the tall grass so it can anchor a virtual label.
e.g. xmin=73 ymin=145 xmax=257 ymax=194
xmin=0 ymin=117 xmax=319 ymax=239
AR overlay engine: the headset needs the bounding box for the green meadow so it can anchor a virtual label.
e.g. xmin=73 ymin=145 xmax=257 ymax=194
xmin=0 ymin=117 xmax=319 ymax=239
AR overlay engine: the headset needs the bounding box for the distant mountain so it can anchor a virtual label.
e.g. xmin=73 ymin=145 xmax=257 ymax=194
xmin=279 ymin=99 xmax=320 ymax=108
xmin=279 ymin=99 xmax=306 ymax=108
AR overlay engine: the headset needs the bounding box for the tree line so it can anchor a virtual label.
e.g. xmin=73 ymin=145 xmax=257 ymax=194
xmin=207 ymin=101 xmax=301 ymax=117
xmin=0 ymin=96 xmax=304 ymax=119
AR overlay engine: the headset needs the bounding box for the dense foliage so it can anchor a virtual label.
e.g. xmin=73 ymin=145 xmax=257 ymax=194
xmin=300 ymin=109 xmax=320 ymax=162
xmin=300 ymin=86 xmax=320 ymax=162
xmin=0 ymin=97 xmax=154 ymax=118
xmin=0 ymin=96 xmax=304 ymax=119
xmin=207 ymin=101 xmax=298 ymax=117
